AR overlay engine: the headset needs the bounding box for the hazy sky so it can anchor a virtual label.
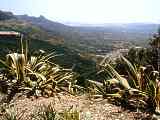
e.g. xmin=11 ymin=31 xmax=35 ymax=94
xmin=0 ymin=0 xmax=159 ymax=24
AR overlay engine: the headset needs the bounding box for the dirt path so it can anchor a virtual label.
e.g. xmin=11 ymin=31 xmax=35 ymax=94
xmin=5 ymin=93 xmax=151 ymax=120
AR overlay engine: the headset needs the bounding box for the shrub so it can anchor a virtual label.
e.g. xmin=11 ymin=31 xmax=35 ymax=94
xmin=0 ymin=37 xmax=77 ymax=102
xmin=31 ymin=103 xmax=80 ymax=120
xmin=88 ymin=55 xmax=159 ymax=112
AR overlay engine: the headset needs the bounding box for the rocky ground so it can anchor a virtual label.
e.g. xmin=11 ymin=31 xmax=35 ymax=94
xmin=0 ymin=92 xmax=154 ymax=120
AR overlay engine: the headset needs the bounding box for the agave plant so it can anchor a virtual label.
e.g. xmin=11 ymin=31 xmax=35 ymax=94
xmin=145 ymin=70 xmax=160 ymax=112
xmin=23 ymin=51 xmax=76 ymax=97
xmin=1 ymin=106 xmax=26 ymax=120
xmin=60 ymin=108 xmax=80 ymax=120
xmin=31 ymin=103 xmax=80 ymax=120
xmin=31 ymin=103 xmax=57 ymax=120
xmin=88 ymin=55 xmax=158 ymax=110
xmin=90 ymin=56 xmax=139 ymax=95
xmin=0 ymin=53 xmax=25 ymax=84
xmin=120 ymin=56 xmax=160 ymax=111
xmin=0 ymin=36 xmax=77 ymax=100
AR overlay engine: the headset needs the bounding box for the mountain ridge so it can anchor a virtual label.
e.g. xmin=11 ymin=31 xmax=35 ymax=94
xmin=18 ymin=15 xmax=159 ymax=53
xmin=0 ymin=10 xmax=160 ymax=53
xmin=0 ymin=10 xmax=97 ymax=74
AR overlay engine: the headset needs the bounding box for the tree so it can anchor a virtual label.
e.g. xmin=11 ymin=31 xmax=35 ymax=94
xmin=149 ymin=27 xmax=160 ymax=71
xmin=125 ymin=28 xmax=160 ymax=71
xmin=149 ymin=27 xmax=160 ymax=48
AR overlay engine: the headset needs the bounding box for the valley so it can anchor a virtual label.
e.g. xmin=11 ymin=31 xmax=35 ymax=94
xmin=0 ymin=10 xmax=159 ymax=120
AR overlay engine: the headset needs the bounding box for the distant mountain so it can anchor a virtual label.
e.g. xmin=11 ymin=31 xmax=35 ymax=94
xmin=17 ymin=15 xmax=81 ymax=42
xmin=0 ymin=10 xmax=16 ymax=20
xmin=75 ymin=23 xmax=159 ymax=48
xmin=1 ymin=10 xmax=159 ymax=53
xmin=65 ymin=22 xmax=159 ymax=36
xmin=16 ymin=14 xmax=160 ymax=50
xmin=17 ymin=14 xmax=96 ymax=53
xmin=17 ymin=15 xmax=70 ymax=31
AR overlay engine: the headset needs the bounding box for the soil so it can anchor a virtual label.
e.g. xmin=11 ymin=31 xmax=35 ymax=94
xmin=0 ymin=92 xmax=153 ymax=120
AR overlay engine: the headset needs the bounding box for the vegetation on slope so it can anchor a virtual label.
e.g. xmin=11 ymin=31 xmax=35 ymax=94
xmin=0 ymin=9 xmax=159 ymax=120
xmin=0 ymin=10 xmax=16 ymax=21
xmin=0 ymin=11 xmax=97 ymax=77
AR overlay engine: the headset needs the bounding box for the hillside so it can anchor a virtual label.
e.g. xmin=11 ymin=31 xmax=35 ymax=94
xmin=17 ymin=15 xmax=81 ymax=43
xmin=0 ymin=10 xmax=158 ymax=74
xmin=0 ymin=11 xmax=96 ymax=75
xmin=17 ymin=14 xmax=159 ymax=54
xmin=0 ymin=9 xmax=159 ymax=120
xmin=0 ymin=19 xmax=63 ymax=55
xmin=0 ymin=10 xmax=16 ymax=20
xmin=76 ymin=23 xmax=158 ymax=46
xmin=0 ymin=10 xmax=159 ymax=70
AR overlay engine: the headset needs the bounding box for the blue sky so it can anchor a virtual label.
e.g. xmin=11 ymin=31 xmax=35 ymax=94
xmin=0 ymin=0 xmax=159 ymax=24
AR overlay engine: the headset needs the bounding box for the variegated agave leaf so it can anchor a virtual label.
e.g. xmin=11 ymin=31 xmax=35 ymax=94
xmin=120 ymin=56 xmax=140 ymax=88
xmin=104 ymin=64 xmax=131 ymax=90
xmin=6 ymin=53 xmax=26 ymax=82
xmin=87 ymin=80 xmax=106 ymax=95
xmin=155 ymin=82 xmax=160 ymax=113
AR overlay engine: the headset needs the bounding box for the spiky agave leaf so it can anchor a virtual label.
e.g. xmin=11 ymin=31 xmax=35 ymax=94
xmin=31 ymin=103 xmax=57 ymax=120
xmin=5 ymin=53 xmax=25 ymax=83
xmin=120 ymin=56 xmax=140 ymax=88
xmin=61 ymin=108 xmax=80 ymax=120
xmin=155 ymin=82 xmax=160 ymax=113
xmin=3 ymin=107 xmax=26 ymax=120
xmin=87 ymin=80 xmax=106 ymax=96
xmin=104 ymin=64 xmax=131 ymax=90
